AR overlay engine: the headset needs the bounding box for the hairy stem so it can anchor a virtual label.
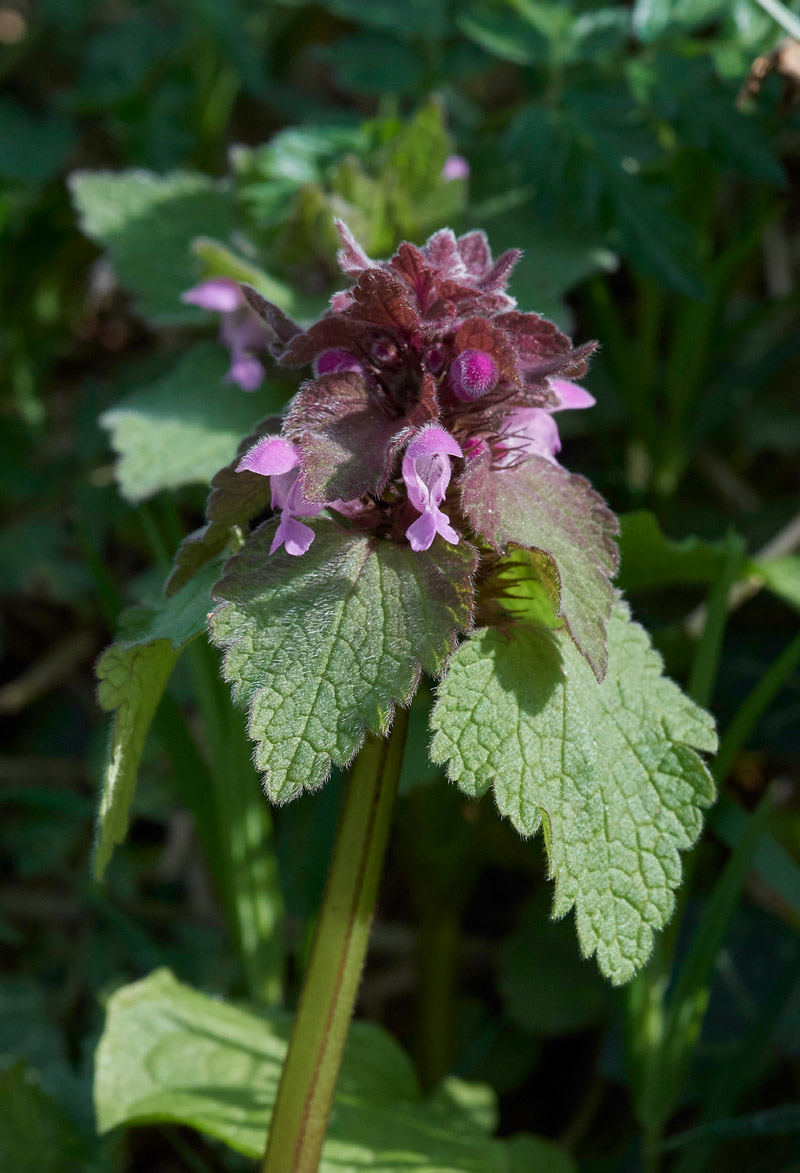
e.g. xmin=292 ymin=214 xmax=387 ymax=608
xmin=262 ymin=709 xmax=410 ymax=1173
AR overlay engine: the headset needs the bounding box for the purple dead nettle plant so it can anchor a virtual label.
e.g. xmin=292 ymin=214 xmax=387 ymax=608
xmin=157 ymin=223 xmax=717 ymax=1170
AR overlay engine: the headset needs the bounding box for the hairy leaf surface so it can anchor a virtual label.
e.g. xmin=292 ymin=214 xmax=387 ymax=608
xmin=210 ymin=522 xmax=476 ymax=801
xmin=94 ymin=561 xmax=219 ymax=879
xmin=460 ymin=450 xmax=618 ymax=679
xmin=101 ymin=344 xmax=283 ymax=502
xmin=431 ymin=600 xmax=717 ymax=983
xmin=69 ymin=170 xmax=233 ymax=324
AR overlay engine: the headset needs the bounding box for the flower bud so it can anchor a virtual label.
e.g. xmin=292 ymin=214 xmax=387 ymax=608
xmin=313 ymin=349 xmax=364 ymax=377
xmin=426 ymin=346 xmax=447 ymax=375
xmin=450 ymin=349 xmax=498 ymax=401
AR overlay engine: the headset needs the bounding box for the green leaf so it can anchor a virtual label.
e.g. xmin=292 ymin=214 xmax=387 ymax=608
xmin=0 ymin=102 xmax=76 ymax=185
xmin=458 ymin=2 xmax=551 ymax=65
xmin=69 ymin=169 xmax=234 ymax=324
xmin=754 ymin=555 xmax=800 ymax=614
xmin=320 ymin=0 xmax=451 ymax=38
xmin=661 ymin=1102 xmax=800 ymax=1151
xmin=100 ymin=343 xmax=284 ymax=502
xmin=460 ymin=450 xmax=619 ymax=680
xmin=319 ymin=34 xmax=423 ymax=95
xmin=94 ymin=560 xmax=220 ymax=879
xmin=617 ymin=510 xmax=736 ymax=591
xmin=633 ymin=0 xmax=727 ymax=41
xmin=431 ymin=600 xmax=717 ymax=984
xmin=505 ymin=1134 xmax=579 ymax=1173
xmin=0 ymin=1064 xmax=87 ymax=1173
xmin=95 ymin=968 xmax=568 ymax=1171
xmin=210 ymin=522 xmax=476 ymax=802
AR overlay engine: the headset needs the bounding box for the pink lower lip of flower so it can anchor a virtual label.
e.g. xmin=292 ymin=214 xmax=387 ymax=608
xmin=271 ymin=512 xmax=316 ymax=557
xmin=451 ymin=349 xmax=498 ymax=401
xmin=225 ymin=353 xmax=265 ymax=392
xmin=180 ymin=277 xmax=243 ymax=314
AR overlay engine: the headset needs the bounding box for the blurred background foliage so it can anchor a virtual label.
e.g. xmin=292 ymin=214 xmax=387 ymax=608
xmin=1 ymin=0 xmax=800 ymax=1169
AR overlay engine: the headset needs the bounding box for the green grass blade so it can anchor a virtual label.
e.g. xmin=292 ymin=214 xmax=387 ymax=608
xmin=651 ymin=793 xmax=772 ymax=1129
xmin=714 ymin=630 xmax=800 ymax=783
xmin=687 ymin=531 xmax=748 ymax=707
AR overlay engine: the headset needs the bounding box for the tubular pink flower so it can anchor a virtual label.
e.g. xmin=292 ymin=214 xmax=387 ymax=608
xmin=402 ymin=425 xmax=462 ymax=552
xmin=451 ymin=349 xmax=498 ymax=402
xmin=182 ymin=278 xmax=268 ymax=392
xmin=237 ymin=436 xmax=324 ymax=556
xmin=496 ymin=379 xmax=596 ymax=466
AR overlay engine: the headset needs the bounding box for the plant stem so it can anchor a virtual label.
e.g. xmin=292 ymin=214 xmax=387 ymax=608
xmin=262 ymin=709 xmax=410 ymax=1173
xmin=415 ymin=913 xmax=460 ymax=1090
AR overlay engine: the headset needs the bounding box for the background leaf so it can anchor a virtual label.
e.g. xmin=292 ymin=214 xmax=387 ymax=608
xmin=94 ymin=559 xmax=221 ymax=879
xmin=95 ymin=968 xmax=572 ymax=1171
xmin=100 ymin=343 xmax=284 ymax=502
xmin=69 ymin=169 xmax=234 ymax=324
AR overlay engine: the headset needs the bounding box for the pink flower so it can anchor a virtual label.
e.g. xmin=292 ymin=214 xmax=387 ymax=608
xmin=442 ymin=155 xmax=470 ymax=181
xmin=402 ymin=425 xmax=463 ymax=552
xmin=181 ymin=278 xmax=269 ymax=392
xmin=237 ymin=436 xmax=324 ymax=556
xmin=496 ymin=379 xmax=596 ymax=466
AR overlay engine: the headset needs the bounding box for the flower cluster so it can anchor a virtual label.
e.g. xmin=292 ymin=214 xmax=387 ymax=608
xmin=233 ymin=223 xmax=596 ymax=555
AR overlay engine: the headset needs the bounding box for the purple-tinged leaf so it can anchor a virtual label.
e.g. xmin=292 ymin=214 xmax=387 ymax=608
xmin=460 ymin=450 xmax=619 ymax=679
xmin=281 ymin=315 xmax=371 ymax=368
xmin=422 ymin=228 xmax=465 ymax=277
xmin=334 ymin=218 xmax=375 ymax=277
xmin=457 ymin=230 xmax=492 ymax=280
xmin=284 ymin=372 xmax=407 ymax=503
xmin=241 ymin=285 xmax=302 ymax=357
xmin=479 ymin=248 xmax=521 ymax=293
xmin=210 ymin=521 xmax=477 ymax=801
xmin=390 ymin=243 xmax=439 ymax=310
xmin=348 ymin=268 xmax=421 ymax=333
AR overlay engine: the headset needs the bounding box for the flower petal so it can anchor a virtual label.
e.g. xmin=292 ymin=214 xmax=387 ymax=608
xmin=237 ymin=436 xmax=300 ymax=478
xmin=225 ymin=354 xmax=265 ymax=392
xmin=405 ymin=424 xmax=463 ymax=462
xmin=181 ymin=278 xmax=242 ymax=314
xmin=498 ymin=408 xmax=561 ymax=465
xmin=406 ymin=509 xmax=439 ymax=552
xmin=280 ymin=514 xmax=316 ymax=557
xmin=550 ymin=379 xmax=596 ymax=411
